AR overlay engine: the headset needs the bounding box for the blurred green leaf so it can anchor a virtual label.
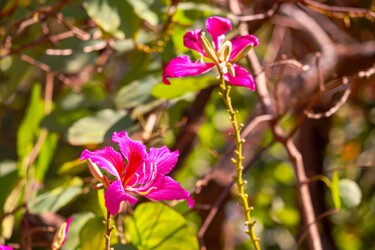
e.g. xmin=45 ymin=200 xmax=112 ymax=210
xmin=126 ymin=202 xmax=198 ymax=250
xmin=61 ymin=212 xmax=96 ymax=250
xmin=115 ymin=76 xmax=159 ymax=109
xmin=331 ymin=171 xmax=341 ymax=209
xmin=126 ymin=0 xmax=158 ymax=26
xmin=83 ymin=0 xmax=138 ymax=39
xmin=58 ymin=158 xmax=87 ymax=176
xmin=28 ymin=177 xmax=83 ymax=213
xmin=17 ymin=83 xmax=44 ymax=177
xmin=34 ymin=132 xmax=58 ymax=182
xmin=0 ymin=161 xmax=19 ymax=208
xmin=80 ymin=216 xmax=106 ymax=250
xmin=152 ymin=75 xmax=216 ymax=100
xmin=112 ymin=244 xmax=138 ymax=250
xmin=339 ymin=179 xmax=362 ymax=209
xmin=66 ymin=109 xmax=135 ymax=146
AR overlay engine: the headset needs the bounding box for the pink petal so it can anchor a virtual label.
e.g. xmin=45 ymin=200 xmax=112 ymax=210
xmin=229 ymin=34 xmax=259 ymax=61
xmin=162 ymin=56 xmax=214 ymax=84
xmin=0 ymin=245 xmax=13 ymax=250
xmin=61 ymin=217 xmax=72 ymax=246
xmin=81 ymin=147 xmax=124 ymax=179
xmin=144 ymin=176 xmax=194 ymax=208
xmin=147 ymin=146 xmax=179 ymax=177
xmin=112 ymin=131 xmax=147 ymax=183
xmin=206 ymin=16 xmax=232 ymax=50
xmin=224 ymin=64 xmax=256 ymax=90
xmin=183 ymin=29 xmax=205 ymax=55
xmin=105 ymin=180 xmax=138 ymax=215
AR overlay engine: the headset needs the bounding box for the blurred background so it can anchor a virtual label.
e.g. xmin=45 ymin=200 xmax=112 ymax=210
xmin=0 ymin=0 xmax=374 ymax=249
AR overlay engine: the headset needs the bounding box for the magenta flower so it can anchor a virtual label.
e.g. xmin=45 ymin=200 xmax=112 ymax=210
xmin=0 ymin=245 xmax=13 ymax=250
xmin=163 ymin=16 xmax=259 ymax=90
xmin=81 ymin=131 xmax=194 ymax=215
xmin=52 ymin=217 xmax=72 ymax=250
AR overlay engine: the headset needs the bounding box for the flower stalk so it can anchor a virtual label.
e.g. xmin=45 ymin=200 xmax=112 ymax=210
xmin=104 ymin=211 xmax=113 ymax=250
xmin=218 ymin=71 xmax=261 ymax=250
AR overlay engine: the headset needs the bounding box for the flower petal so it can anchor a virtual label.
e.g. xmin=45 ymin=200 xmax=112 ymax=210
xmin=0 ymin=245 xmax=13 ymax=250
xmin=144 ymin=176 xmax=194 ymax=208
xmin=183 ymin=29 xmax=205 ymax=55
xmin=61 ymin=217 xmax=72 ymax=246
xmin=112 ymin=131 xmax=147 ymax=183
xmin=147 ymin=146 xmax=179 ymax=177
xmin=224 ymin=64 xmax=256 ymax=90
xmin=105 ymin=180 xmax=138 ymax=215
xmin=229 ymin=34 xmax=259 ymax=61
xmin=81 ymin=147 xmax=123 ymax=179
xmin=162 ymin=56 xmax=214 ymax=84
xmin=206 ymin=16 xmax=232 ymax=50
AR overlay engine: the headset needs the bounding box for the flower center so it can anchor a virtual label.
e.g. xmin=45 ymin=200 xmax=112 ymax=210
xmin=125 ymin=162 xmax=158 ymax=195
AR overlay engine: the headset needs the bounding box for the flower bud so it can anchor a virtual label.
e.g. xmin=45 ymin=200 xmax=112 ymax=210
xmin=87 ymin=158 xmax=104 ymax=183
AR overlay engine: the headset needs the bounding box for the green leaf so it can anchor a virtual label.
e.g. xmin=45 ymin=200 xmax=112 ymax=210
xmin=83 ymin=0 xmax=138 ymax=39
xmin=126 ymin=203 xmax=198 ymax=250
xmin=152 ymin=75 xmax=216 ymax=100
xmin=126 ymin=0 xmax=158 ymax=26
xmin=339 ymin=179 xmax=362 ymax=209
xmin=80 ymin=217 xmax=106 ymax=250
xmin=0 ymin=161 xmax=19 ymax=208
xmin=34 ymin=132 xmax=58 ymax=181
xmin=331 ymin=171 xmax=341 ymax=209
xmin=61 ymin=212 xmax=96 ymax=250
xmin=112 ymin=244 xmax=138 ymax=250
xmin=66 ymin=109 xmax=135 ymax=146
xmin=28 ymin=177 xmax=83 ymax=213
xmin=115 ymin=76 xmax=159 ymax=109
xmin=17 ymin=83 xmax=44 ymax=177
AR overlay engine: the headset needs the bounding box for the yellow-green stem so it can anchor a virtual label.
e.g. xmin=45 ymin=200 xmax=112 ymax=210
xmin=104 ymin=211 xmax=113 ymax=250
xmin=218 ymin=72 xmax=261 ymax=250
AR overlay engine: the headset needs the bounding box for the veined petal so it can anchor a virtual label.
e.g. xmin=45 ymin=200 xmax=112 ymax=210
xmin=206 ymin=16 xmax=232 ymax=50
xmin=143 ymin=176 xmax=194 ymax=208
xmin=105 ymin=180 xmax=138 ymax=215
xmin=224 ymin=64 xmax=256 ymax=90
xmin=162 ymin=56 xmax=214 ymax=84
xmin=229 ymin=34 xmax=259 ymax=61
xmin=183 ymin=29 xmax=205 ymax=55
xmin=81 ymin=147 xmax=123 ymax=179
xmin=112 ymin=131 xmax=147 ymax=183
xmin=147 ymin=146 xmax=179 ymax=177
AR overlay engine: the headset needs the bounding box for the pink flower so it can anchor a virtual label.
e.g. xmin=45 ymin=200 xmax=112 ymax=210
xmin=52 ymin=217 xmax=72 ymax=250
xmin=163 ymin=16 xmax=259 ymax=90
xmin=81 ymin=131 xmax=194 ymax=215
xmin=0 ymin=245 xmax=13 ymax=250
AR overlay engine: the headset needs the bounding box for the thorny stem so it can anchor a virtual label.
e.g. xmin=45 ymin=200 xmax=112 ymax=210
xmin=218 ymin=72 xmax=261 ymax=250
xmin=104 ymin=211 xmax=113 ymax=250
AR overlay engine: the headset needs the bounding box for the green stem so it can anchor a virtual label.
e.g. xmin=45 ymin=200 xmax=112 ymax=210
xmin=104 ymin=211 xmax=113 ymax=250
xmin=218 ymin=72 xmax=261 ymax=250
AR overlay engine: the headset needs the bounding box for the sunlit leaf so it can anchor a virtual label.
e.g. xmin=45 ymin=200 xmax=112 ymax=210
xmin=61 ymin=212 xmax=95 ymax=250
xmin=66 ymin=109 xmax=135 ymax=146
xmin=28 ymin=177 xmax=83 ymax=213
xmin=339 ymin=179 xmax=362 ymax=209
xmin=83 ymin=0 xmax=138 ymax=39
xmin=115 ymin=76 xmax=159 ymax=109
xmin=34 ymin=132 xmax=58 ymax=181
xmin=17 ymin=83 xmax=44 ymax=177
xmin=80 ymin=216 xmax=106 ymax=250
xmin=126 ymin=203 xmax=198 ymax=250
xmin=152 ymin=75 xmax=216 ymax=100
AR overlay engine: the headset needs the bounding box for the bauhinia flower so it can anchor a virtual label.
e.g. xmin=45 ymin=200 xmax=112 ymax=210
xmin=0 ymin=245 xmax=13 ymax=250
xmin=81 ymin=131 xmax=194 ymax=215
xmin=163 ymin=16 xmax=259 ymax=90
xmin=52 ymin=217 xmax=72 ymax=250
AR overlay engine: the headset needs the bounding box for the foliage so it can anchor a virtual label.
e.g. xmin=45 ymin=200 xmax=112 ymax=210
xmin=0 ymin=0 xmax=374 ymax=249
